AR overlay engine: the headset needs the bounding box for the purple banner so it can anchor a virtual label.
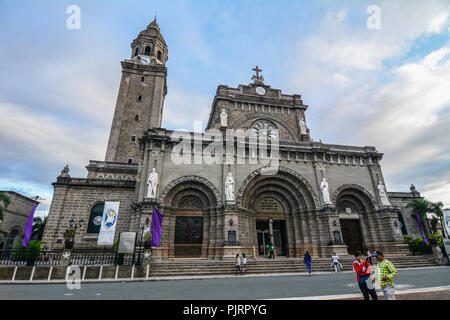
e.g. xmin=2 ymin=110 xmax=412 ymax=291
xmin=22 ymin=201 xmax=37 ymax=248
xmin=416 ymin=213 xmax=430 ymax=244
xmin=151 ymin=207 xmax=164 ymax=247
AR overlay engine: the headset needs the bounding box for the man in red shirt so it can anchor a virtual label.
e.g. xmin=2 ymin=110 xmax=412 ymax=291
xmin=353 ymin=251 xmax=378 ymax=300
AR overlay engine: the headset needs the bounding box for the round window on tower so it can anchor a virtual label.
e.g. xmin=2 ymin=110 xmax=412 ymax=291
xmin=251 ymin=120 xmax=278 ymax=140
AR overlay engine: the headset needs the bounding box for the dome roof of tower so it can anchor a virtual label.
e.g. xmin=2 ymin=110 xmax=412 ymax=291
xmin=137 ymin=18 xmax=166 ymax=46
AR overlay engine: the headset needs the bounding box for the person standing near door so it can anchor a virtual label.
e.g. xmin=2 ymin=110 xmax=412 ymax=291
xmin=270 ymin=243 xmax=275 ymax=259
xmin=266 ymin=243 xmax=270 ymax=258
xmin=304 ymin=251 xmax=312 ymax=276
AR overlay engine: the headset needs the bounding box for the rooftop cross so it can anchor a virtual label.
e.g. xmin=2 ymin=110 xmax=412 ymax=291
xmin=252 ymin=66 xmax=264 ymax=84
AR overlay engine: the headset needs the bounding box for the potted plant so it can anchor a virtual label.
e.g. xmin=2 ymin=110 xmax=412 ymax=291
xmin=63 ymin=228 xmax=75 ymax=250
xmin=143 ymin=232 xmax=152 ymax=249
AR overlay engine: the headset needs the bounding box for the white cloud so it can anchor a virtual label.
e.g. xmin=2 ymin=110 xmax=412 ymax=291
xmin=0 ymin=102 xmax=107 ymax=177
xmin=163 ymin=87 xmax=212 ymax=131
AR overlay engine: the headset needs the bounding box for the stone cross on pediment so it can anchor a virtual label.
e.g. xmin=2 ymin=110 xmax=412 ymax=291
xmin=252 ymin=66 xmax=264 ymax=84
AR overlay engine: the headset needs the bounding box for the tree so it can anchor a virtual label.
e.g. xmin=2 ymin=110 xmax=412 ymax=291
xmin=406 ymin=198 xmax=433 ymax=236
xmin=430 ymin=201 xmax=445 ymax=236
xmin=0 ymin=192 xmax=11 ymax=222
xmin=32 ymin=216 xmax=47 ymax=241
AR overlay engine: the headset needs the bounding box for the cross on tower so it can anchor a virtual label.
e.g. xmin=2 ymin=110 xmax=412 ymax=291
xmin=252 ymin=66 xmax=264 ymax=84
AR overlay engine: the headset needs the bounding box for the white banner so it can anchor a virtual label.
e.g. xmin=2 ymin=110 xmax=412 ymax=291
xmin=443 ymin=210 xmax=450 ymax=238
xmin=98 ymin=201 xmax=120 ymax=246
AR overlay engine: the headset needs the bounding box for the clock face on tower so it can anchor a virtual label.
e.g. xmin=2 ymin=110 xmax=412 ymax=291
xmin=256 ymin=86 xmax=266 ymax=95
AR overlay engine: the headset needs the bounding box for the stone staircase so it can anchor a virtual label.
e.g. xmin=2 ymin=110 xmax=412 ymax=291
xmin=149 ymin=256 xmax=437 ymax=277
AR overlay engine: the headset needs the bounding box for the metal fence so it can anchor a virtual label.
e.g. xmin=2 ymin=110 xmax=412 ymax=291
xmin=0 ymin=249 xmax=145 ymax=267
xmin=70 ymin=249 xmax=144 ymax=266
xmin=0 ymin=250 xmax=63 ymax=266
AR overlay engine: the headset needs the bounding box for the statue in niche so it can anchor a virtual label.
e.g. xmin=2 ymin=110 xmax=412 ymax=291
xmin=146 ymin=168 xmax=159 ymax=199
xmin=225 ymin=172 xmax=235 ymax=202
xmin=220 ymin=109 xmax=228 ymax=128
xmin=378 ymin=181 xmax=391 ymax=206
xmin=320 ymin=177 xmax=333 ymax=205
xmin=299 ymin=116 xmax=308 ymax=135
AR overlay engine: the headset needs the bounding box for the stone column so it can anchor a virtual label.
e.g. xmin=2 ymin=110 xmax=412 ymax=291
xmin=269 ymin=219 xmax=274 ymax=246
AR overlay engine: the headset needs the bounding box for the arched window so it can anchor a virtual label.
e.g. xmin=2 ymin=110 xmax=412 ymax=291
xmin=134 ymin=47 xmax=139 ymax=57
xmin=5 ymin=229 xmax=19 ymax=250
xmin=87 ymin=203 xmax=105 ymax=234
xmin=157 ymin=51 xmax=162 ymax=61
xmin=145 ymin=46 xmax=151 ymax=56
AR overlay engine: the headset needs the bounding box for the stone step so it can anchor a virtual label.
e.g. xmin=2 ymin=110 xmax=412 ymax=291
xmin=148 ymin=256 xmax=437 ymax=276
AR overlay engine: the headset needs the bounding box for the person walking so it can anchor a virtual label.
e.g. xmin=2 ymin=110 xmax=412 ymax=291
xmin=304 ymin=251 xmax=312 ymax=276
xmin=353 ymin=251 xmax=378 ymax=300
xmin=331 ymin=252 xmax=341 ymax=272
xmin=270 ymin=243 xmax=275 ymax=259
xmin=372 ymin=250 xmax=398 ymax=300
xmin=235 ymin=254 xmax=241 ymax=276
xmin=366 ymin=248 xmax=373 ymax=265
xmin=242 ymin=253 xmax=247 ymax=274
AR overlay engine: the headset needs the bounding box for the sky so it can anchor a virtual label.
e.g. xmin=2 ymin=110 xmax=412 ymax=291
xmin=0 ymin=0 xmax=449 ymax=218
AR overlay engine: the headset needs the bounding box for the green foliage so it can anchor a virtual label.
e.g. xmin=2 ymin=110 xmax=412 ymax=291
xmin=426 ymin=232 xmax=444 ymax=247
xmin=63 ymin=228 xmax=75 ymax=240
xmin=0 ymin=192 xmax=11 ymax=221
xmin=406 ymin=198 xmax=432 ymax=220
xmin=32 ymin=217 xmax=47 ymax=241
xmin=403 ymin=236 xmax=433 ymax=255
xmin=143 ymin=232 xmax=152 ymax=241
xmin=12 ymin=240 xmax=44 ymax=261
xmin=430 ymin=216 xmax=439 ymax=233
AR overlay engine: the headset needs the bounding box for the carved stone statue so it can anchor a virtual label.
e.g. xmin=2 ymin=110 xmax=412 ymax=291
xmin=146 ymin=168 xmax=159 ymax=199
xmin=320 ymin=178 xmax=333 ymax=205
xmin=410 ymin=184 xmax=417 ymax=193
xmin=59 ymin=164 xmax=70 ymax=178
xmin=225 ymin=172 xmax=235 ymax=202
xmin=378 ymin=181 xmax=391 ymax=206
xmin=299 ymin=116 xmax=308 ymax=135
xmin=220 ymin=109 xmax=228 ymax=128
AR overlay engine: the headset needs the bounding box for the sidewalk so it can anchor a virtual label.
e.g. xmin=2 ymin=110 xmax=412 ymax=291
xmin=274 ymin=285 xmax=450 ymax=300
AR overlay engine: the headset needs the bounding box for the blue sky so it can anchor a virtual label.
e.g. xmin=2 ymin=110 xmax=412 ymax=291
xmin=0 ymin=0 xmax=449 ymax=217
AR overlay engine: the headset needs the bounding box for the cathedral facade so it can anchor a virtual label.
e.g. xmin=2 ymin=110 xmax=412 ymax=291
xmin=43 ymin=20 xmax=421 ymax=259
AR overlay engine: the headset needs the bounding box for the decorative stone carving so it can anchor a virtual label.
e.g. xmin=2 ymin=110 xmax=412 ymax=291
xmin=378 ymin=181 xmax=391 ymax=207
xmin=59 ymin=165 xmax=70 ymax=178
xmin=178 ymin=195 xmax=203 ymax=209
xmin=146 ymin=168 xmax=159 ymax=199
xmin=225 ymin=172 xmax=235 ymax=202
xmin=220 ymin=109 xmax=228 ymax=128
xmin=320 ymin=178 xmax=333 ymax=205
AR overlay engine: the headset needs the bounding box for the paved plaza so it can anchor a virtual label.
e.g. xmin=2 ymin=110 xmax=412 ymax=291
xmin=0 ymin=266 xmax=448 ymax=300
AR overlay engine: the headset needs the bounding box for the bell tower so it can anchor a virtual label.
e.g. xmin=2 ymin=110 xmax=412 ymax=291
xmin=105 ymin=19 xmax=168 ymax=163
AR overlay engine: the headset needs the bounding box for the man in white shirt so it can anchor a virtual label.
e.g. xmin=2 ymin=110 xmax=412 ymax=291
xmin=331 ymin=253 xmax=341 ymax=272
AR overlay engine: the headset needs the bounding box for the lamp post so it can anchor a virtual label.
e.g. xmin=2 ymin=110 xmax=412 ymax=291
xmin=69 ymin=219 xmax=85 ymax=248
xmin=137 ymin=217 xmax=150 ymax=265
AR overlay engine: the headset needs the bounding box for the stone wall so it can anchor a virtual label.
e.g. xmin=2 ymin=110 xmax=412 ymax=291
xmin=42 ymin=178 xmax=137 ymax=249
xmin=0 ymin=191 xmax=36 ymax=249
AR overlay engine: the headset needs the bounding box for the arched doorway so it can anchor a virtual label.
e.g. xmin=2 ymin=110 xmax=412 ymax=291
xmin=238 ymin=167 xmax=319 ymax=257
xmin=174 ymin=196 xmax=204 ymax=257
xmin=335 ymin=187 xmax=376 ymax=255
xmin=160 ymin=177 xmax=220 ymax=259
